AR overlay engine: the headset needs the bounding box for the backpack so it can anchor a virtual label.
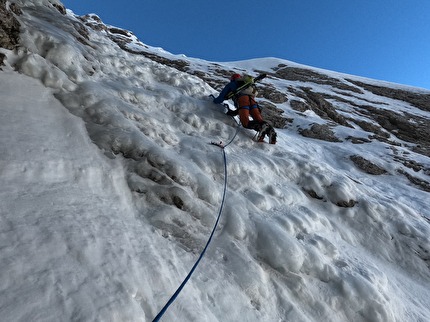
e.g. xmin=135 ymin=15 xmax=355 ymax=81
xmin=225 ymin=75 xmax=257 ymax=100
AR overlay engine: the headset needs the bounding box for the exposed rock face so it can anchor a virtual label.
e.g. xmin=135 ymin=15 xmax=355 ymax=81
xmin=0 ymin=0 xmax=21 ymax=50
xmin=347 ymin=79 xmax=430 ymax=112
xmin=349 ymin=155 xmax=387 ymax=175
xmin=52 ymin=3 xmax=66 ymax=15
xmin=299 ymin=124 xmax=342 ymax=142
xmin=360 ymin=104 xmax=430 ymax=157
xmin=398 ymin=169 xmax=430 ymax=192
xmin=259 ymin=101 xmax=292 ymax=128
xmin=271 ymin=65 xmax=359 ymax=91
xmin=297 ymin=88 xmax=352 ymax=127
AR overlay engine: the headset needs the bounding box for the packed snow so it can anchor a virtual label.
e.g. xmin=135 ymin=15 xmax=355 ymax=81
xmin=1 ymin=1 xmax=430 ymax=321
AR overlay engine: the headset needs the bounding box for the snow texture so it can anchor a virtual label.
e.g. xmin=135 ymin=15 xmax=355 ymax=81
xmin=1 ymin=1 xmax=430 ymax=321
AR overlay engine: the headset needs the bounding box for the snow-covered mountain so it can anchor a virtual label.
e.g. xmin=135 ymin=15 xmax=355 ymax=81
xmin=1 ymin=1 xmax=430 ymax=321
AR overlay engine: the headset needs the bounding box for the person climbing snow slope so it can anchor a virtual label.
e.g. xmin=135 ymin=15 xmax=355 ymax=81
xmin=213 ymin=73 xmax=277 ymax=144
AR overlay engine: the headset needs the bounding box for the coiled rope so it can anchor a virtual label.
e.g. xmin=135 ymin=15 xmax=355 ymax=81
xmin=152 ymin=111 xmax=241 ymax=321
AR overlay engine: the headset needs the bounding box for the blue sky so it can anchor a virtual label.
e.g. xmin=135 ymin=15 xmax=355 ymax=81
xmin=61 ymin=0 xmax=430 ymax=89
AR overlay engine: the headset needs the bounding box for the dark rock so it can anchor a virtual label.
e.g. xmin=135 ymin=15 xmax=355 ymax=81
xmin=172 ymin=195 xmax=185 ymax=210
xmin=351 ymin=118 xmax=389 ymax=138
xmin=347 ymin=79 xmax=430 ymax=113
xmin=359 ymin=105 xmax=430 ymax=157
xmin=397 ymin=170 xmax=430 ymax=192
xmin=350 ymin=155 xmax=387 ymax=175
xmin=290 ymin=100 xmax=309 ymax=112
xmin=257 ymin=83 xmax=288 ymax=104
xmin=53 ymin=3 xmax=66 ymax=15
xmin=346 ymin=136 xmax=371 ymax=144
xmin=81 ymin=14 xmax=108 ymax=32
xmin=336 ymin=200 xmax=357 ymax=208
xmin=0 ymin=0 xmax=21 ymax=50
xmin=259 ymin=101 xmax=291 ymax=128
xmin=303 ymin=189 xmax=324 ymax=200
xmin=274 ymin=66 xmax=363 ymax=93
xmin=301 ymin=88 xmax=352 ymax=127
xmin=299 ymin=124 xmax=342 ymax=142
xmin=0 ymin=52 xmax=5 ymax=68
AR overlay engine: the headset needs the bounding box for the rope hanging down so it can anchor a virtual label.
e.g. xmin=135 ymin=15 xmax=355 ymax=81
xmin=152 ymin=117 xmax=240 ymax=321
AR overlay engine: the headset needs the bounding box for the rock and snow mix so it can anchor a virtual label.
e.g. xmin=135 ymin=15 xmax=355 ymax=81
xmin=1 ymin=1 xmax=430 ymax=321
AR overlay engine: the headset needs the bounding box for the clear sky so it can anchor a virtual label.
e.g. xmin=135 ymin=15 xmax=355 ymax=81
xmin=61 ymin=0 xmax=430 ymax=90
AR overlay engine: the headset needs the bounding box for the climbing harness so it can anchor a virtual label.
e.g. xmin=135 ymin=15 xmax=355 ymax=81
xmin=152 ymin=107 xmax=240 ymax=321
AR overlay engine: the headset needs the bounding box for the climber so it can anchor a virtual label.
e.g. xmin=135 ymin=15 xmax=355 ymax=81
xmin=213 ymin=73 xmax=276 ymax=144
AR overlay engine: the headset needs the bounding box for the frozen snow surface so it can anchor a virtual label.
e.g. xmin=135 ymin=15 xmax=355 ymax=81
xmin=1 ymin=1 xmax=430 ymax=321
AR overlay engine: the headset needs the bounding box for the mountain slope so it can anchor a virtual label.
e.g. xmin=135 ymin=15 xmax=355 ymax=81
xmin=1 ymin=1 xmax=430 ymax=321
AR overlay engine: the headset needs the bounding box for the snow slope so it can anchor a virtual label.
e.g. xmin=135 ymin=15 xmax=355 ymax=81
xmin=1 ymin=1 xmax=430 ymax=321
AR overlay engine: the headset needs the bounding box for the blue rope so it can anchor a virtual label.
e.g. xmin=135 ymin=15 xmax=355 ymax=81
xmin=224 ymin=119 xmax=241 ymax=147
xmin=152 ymin=124 xmax=239 ymax=321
